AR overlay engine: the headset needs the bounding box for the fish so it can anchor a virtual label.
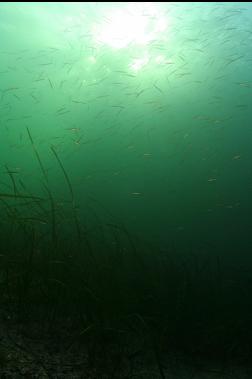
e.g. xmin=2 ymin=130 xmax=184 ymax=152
xmin=208 ymin=178 xmax=217 ymax=182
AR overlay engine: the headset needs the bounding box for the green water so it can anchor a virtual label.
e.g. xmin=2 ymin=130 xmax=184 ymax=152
xmin=1 ymin=2 xmax=252 ymax=259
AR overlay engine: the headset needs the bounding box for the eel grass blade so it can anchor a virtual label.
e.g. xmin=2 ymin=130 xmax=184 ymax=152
xmin=50 ymin=145 xmax=74 ymax=203
xmin=0 ymin=193 xmax=44 ymax=200
xmin=26 ymin=127 xmax=48 ymax=184
xmin=50 ymin=145 xmax=81 ymax=246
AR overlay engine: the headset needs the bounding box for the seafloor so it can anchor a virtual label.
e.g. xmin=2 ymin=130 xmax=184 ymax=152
xmin=1 ymin=308 xmax=252 ymax=379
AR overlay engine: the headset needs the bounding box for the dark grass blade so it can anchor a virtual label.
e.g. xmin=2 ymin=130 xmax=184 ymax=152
xmin=26 ymin=127 xmax=48 ymax=184
xmin=50 ymin=145 xmax=73 ymax=202
xmin=4 ymin=165 xmax=18 ymax=196
xmin=0 ymin=192 xmax=44 ymax=200
xmin=50 ymin=145 xmax=82 ymax=247
xmin=42 ymin=183 xmax=57 ymax=247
